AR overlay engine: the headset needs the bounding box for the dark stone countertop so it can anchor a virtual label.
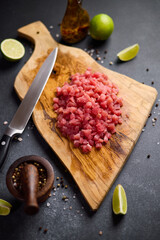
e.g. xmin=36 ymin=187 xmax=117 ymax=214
xmin=0 ymin=0 xmax=160 ymax=239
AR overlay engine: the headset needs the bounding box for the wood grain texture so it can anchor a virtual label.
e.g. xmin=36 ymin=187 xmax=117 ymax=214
xmin=21 ymin=164 xmax=39 ymax=215
xmin=14 ymin=21 xmax=157 ymax=210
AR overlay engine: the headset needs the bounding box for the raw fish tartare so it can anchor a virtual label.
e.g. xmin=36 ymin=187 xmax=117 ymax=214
xmin=53 ymin=68 xmax=123 ymax=153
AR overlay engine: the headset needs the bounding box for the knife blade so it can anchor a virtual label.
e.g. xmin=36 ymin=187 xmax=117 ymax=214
xmin=0 ymin=47 xmax=58 ymax=170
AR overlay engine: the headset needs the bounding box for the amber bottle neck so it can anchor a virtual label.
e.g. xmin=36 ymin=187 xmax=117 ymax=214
xmin=67 ymin=0 xmax=82 ymax=7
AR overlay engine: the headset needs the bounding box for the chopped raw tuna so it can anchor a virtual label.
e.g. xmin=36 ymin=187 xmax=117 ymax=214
xmin=53 ymin=68 xmax=123 ymax=153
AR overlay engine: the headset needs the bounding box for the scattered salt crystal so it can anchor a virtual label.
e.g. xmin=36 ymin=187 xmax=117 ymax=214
xmin=47 ymin=202 xmax=50 ymax=207
xmin=18 ymin=137 xmax=23 ymax=142
xmin=56 ymin=34 xmax=59 ymax=38
xmin=157 ymin=142 xmax=160 ymax=145
xmin=109 ymin=61 xmax=113 ymax=65
xmin=142 ymin=128 xmax=145 ymax=132
xmin=3 ymin=121 xmax=8 ymax=125
xmin=49 ymin=25 xmax=54 ymax=29
xmin=1 ymin=141 xmax=6 ymax=146
xmin=73 ymin=195 xmax=76 ymax=199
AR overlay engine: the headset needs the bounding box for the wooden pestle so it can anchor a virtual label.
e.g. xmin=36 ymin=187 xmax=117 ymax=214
xmin=21 ymin=163 xmax=39 ymax=215
xmin=6 ymin=155 xmax=55 ymax=214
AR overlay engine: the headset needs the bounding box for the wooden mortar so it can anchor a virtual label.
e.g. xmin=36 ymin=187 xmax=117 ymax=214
xmin=6 ymin=155 xmax=54 ymax=215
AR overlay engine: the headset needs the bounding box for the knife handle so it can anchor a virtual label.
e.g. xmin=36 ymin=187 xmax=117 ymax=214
xmin=0 ymin=135 xmax=12 ymax=170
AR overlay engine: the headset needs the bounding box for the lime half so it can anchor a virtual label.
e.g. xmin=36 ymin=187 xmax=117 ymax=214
xmin=0 ymin=38 xmax=25 ymax=61
xmin=112 ymin=184 xmax=127 ymax=215
xmin=117 ymin=44 xmax=139 ymax=61
xmin=0 ymin=199 xmax=12 ymax=216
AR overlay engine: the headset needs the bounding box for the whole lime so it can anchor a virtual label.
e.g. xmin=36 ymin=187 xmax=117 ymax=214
xmin=89 ymin=14 xmax=114 ymax=40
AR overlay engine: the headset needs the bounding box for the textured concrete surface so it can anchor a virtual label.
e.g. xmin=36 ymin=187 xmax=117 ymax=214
xmin=0 ymin=0 xmax=160 ymax=239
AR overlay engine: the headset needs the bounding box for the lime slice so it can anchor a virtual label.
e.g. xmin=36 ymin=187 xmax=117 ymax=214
xmin=0 ymin=199 xmax=12 ymax=216
xmin=112 ymin=184 xmax=127 ymax=215
xmin=89 ymin=14 xmax=114 ymax=41
xmin=117 ymin=44 xmax=139 ymax=61
xmin=0 ymin=38 xmax=25 ymax=61
xmin=0 ymin=205 xmax=11 ymax=216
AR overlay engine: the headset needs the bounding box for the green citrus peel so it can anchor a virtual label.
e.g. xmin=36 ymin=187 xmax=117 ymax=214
xmin=89 ymin=14 xmax=114 ymax=40
xmin=0 ymin=38 xmax=25 ymax=61
xmin=112 ymin=184 xmax=127 ymax=215
xmin=0 ymin=199 xmax=12 ymax=216
xmin=117 ymin=44 xmax=139 ymax=61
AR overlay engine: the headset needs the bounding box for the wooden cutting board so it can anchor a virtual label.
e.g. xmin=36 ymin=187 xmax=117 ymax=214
xmin=14 ymin=21 xmax=157 ymax=210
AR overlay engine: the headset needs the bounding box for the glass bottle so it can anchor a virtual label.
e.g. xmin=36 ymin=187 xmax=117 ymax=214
xmin=60 ymin=0 xmax=90 ymax=44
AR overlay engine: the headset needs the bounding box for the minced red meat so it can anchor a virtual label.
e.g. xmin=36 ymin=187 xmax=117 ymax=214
xmin=53 ymin=68 xmax=123 ymax=153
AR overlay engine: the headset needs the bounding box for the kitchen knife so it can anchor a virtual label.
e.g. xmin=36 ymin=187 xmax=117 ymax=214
xmin=0 ymin=47 xmax=58 ymax=170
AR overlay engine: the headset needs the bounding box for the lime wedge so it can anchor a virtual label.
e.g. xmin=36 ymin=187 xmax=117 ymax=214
xmin=0 ymin=199 xmax=12 ymax=208
xmin=112 ymin=184 xmax=127 ymax=215
xmin=117 ymin=43 xmax=139 ymax=61
xmin=0 ymin=38 xmax=25 ymax=61
xmin=0 ymin=199 xmax=12 ymax=216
